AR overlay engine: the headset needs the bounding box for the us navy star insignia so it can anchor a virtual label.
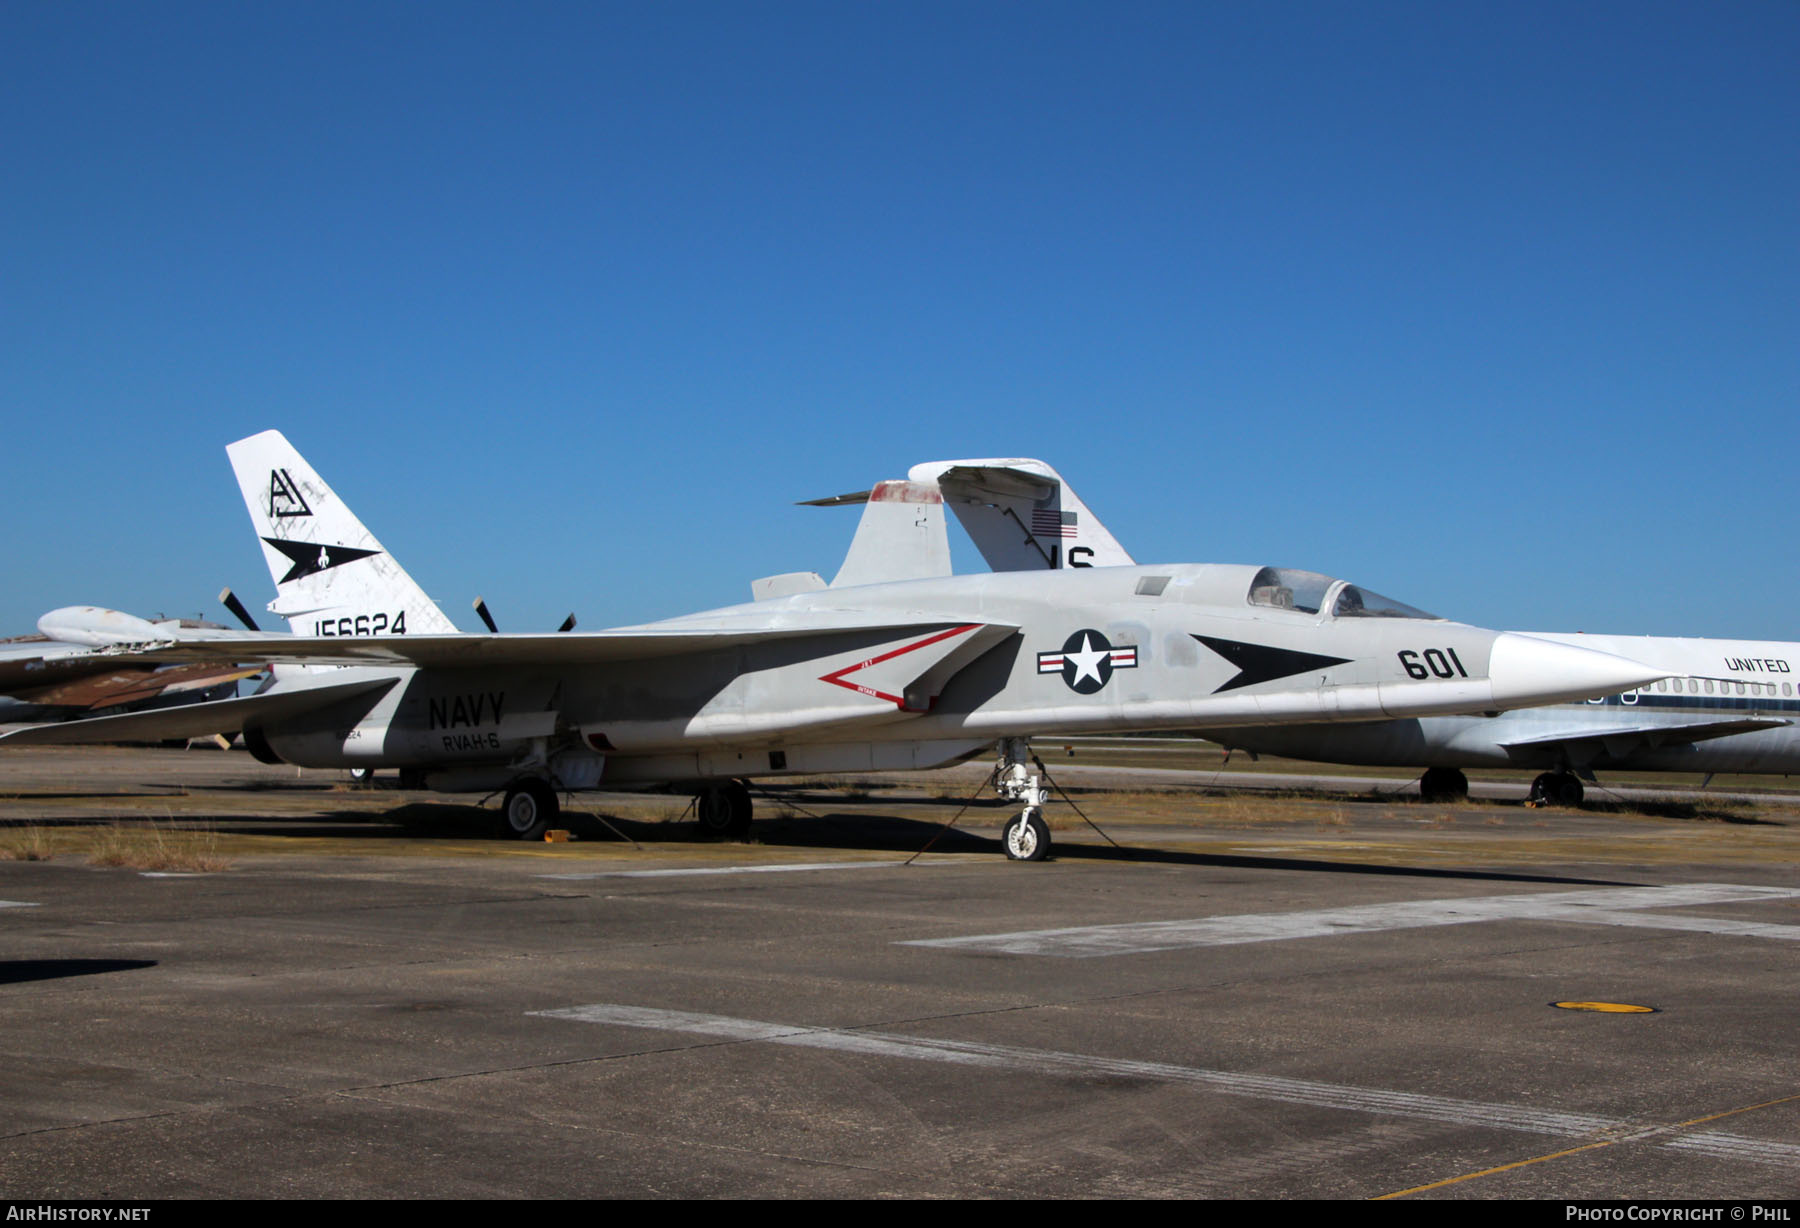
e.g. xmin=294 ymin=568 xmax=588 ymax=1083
xmin=1038 ymin=629 xmax=1138 ymax=694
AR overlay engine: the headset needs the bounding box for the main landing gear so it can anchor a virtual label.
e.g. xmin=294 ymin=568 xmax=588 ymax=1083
xmin=696 ymin=780 xmax=753 ymax=839
xmin=502 ymin=778 xmax=558 ymax=840
xmin=1529 ymin=772 xmax=1585 ymax=807
xmin=1418 ymin=766 xmax=1469 ymax=802
xmin=995 ymin=737 xmax=1051 ymax=862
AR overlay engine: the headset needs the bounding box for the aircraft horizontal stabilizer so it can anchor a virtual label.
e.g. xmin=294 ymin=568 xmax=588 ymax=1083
xmin=907 ymin=458 xmax=1135 ymax=571
xmin=0 ymin=676 xmax=397 ymax=746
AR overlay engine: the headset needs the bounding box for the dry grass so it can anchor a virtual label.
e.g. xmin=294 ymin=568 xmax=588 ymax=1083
xmin=634 ymin=797 xmax=699 ymax=824
xmin=0 ymin=826 xmax=55 ymax=861
xmin=1207 ymin=795 xmax=1276 ymax=830
xmin=87 ymin=821 xmax=232 ymax=872
xmin=924 ymin=782 xmax=989 ymax=801
xmin=803 ymin=776 xmax=880 ymax=800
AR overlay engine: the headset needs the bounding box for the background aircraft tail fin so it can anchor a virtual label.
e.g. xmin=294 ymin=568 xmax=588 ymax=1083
xmin=226 ymin=430 xmax=457 ymax=636
xmin=906 ymin=459 xmax=1135 ymax=571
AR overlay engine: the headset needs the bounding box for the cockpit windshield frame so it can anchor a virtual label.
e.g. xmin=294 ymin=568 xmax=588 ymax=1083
xmin=1247 ymin=566 xmax=1440 ymax=621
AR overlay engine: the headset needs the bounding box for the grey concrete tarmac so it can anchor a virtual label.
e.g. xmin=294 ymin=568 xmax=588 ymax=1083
xmin=0 ymin=746 xmax=1796 ymax=1199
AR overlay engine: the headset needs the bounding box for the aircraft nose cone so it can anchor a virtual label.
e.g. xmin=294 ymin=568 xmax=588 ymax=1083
xmin=1487 ymin=632 xmax=1667 ymax=707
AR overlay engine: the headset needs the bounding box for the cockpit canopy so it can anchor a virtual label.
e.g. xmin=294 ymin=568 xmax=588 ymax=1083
xmin=1246 ymin=566 xmax=1439 ymax=620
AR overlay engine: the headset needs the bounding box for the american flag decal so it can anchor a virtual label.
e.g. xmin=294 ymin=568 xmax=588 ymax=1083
xmin=1030 ymin=508 xmax=1077 ymax=538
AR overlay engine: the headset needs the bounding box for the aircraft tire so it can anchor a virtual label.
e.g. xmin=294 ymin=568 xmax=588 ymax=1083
xmin=696 ymin=782 xmax=753 ymax=838
xmin=348 ymin=767 xmax=375 ymax=786
xmin=1419 ymin=767 xmax=1468 ymax=802
xmin=502 ymin=778 xmax=556 ymax=840
xmin=1530 ymin=772 xmax=1585 ymax=807
xmin=1002 ymin=813 xmax=1051 ymax=862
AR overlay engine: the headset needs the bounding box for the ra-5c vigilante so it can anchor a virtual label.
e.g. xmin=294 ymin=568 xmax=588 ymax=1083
xmin=1 ymin=432 xmax=1666 ymax=860
xmin=898 ymin=459 xmax=1800 ymax=808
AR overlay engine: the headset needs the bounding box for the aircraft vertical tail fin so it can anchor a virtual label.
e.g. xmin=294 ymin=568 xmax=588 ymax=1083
xmin=780 ymin=479 xmax=953 ymax=597
xmin=226 ymin=430 xmax=458 ymax=636
xmin=829 ymin=480 xmax=951 ymax=588
xmin=906 ymin=459 xmax=1135 ymax=571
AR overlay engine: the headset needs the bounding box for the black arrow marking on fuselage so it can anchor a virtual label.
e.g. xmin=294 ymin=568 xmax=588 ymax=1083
xmin=261 ymin=537 xmax=379 ymax=584
xmin=1193 ymin=635 xmax=1352 ymax=693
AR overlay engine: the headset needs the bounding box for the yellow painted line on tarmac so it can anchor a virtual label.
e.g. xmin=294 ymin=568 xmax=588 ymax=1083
xmin=1375 ymin=1090 xmax=1800 ymax=1198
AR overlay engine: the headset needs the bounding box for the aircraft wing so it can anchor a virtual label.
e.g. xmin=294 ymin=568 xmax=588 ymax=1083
xmin=3 ymin=619 xmax=1018 ymax=749
xmin=0 ymin=632 xmax=261 ymax=714
xmin=5 ymin=663 xmax=263 ymax=711
xmin=0 ymin=675 xmax=398 ymax=746
xmin=65 ymin=620 xmax=1012 ymax=670
xmin=1498 ymin=716 xmax=1790 ymax=756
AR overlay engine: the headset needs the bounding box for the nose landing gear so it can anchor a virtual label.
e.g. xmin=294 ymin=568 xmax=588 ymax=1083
xmin=995 ymin=737 xmax=1052 ymax=861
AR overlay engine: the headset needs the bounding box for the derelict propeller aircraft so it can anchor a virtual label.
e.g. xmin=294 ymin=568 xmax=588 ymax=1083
xmin=0 ymin=607 xmax=259 ymax=724
xmin=1 ymin=432 xmax=1669 ymax=859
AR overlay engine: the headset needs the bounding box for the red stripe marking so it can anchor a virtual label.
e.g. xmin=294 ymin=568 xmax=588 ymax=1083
xmin=819 ymin=624 xmax=983 ymax=708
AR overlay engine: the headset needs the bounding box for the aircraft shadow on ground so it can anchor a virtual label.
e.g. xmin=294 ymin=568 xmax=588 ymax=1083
xmin=1042 ymin=840 xmax=1636 ymax=886
xmin=152 ymin=802 xmax=1003 ymax=853
xmin=0 ymin=959 xmax=157 ymax=985
xmin=753 ymin=818 xmax=1638 ymax=885
xmin=362 ymin=803 xmax=1004 ymax=856
xmin=5 ymin=795 xmax=1653 ymax=886
xmin=1582 ymin=798 xmax=1785 ymax=825
xmin=3 ymin=793 xmax=195 ymax=802
xmin=187 ymin=779 xmax=358 ymax=794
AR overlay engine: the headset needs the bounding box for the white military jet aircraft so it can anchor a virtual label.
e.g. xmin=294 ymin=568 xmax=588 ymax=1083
xmin=900 ymin=459 xmax=1798 ymax=806
xmin=1 ymin=433 xmax=1667 ymax=858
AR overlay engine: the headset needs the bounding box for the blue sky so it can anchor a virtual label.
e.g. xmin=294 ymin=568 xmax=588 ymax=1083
xmin=4 ymin=2 xmax=1795 ymax=640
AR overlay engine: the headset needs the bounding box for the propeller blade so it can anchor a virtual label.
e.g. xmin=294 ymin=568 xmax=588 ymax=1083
xmin=218 ymin=587 xmax=261 ymax=632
